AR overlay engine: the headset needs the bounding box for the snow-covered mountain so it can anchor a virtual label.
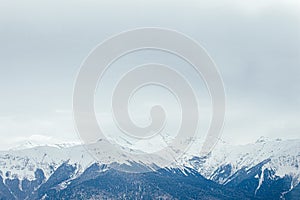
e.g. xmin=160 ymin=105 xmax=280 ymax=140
xmin=185 ymin=137 xmax=300 ymax=199
xmin=9 ymin=141 xmax=81 ymax=151
xmin=186 ymin=137 xmax=300 ymax=184
xmin=0 ymin=137 xmax=299 ymax=199
xmin=0 ymin=139 xmax=169 ymax=180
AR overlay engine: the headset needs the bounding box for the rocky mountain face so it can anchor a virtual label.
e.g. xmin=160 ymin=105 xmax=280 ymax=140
xmin=0 ymin=138 xmax=299 ymax=199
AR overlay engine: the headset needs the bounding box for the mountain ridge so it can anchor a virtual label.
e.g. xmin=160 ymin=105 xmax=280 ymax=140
xmin=0 ymin=138 xmax=299 ymax=199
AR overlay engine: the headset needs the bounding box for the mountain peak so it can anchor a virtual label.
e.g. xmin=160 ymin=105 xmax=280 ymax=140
xmin=255 ymin=136 xmax=272 ymax=143
xmin=9 ymin=140 xmax=81 ymax=151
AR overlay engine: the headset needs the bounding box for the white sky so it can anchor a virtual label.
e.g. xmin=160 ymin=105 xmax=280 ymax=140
xmin=0 ymin=0 xmax=300 ymax=150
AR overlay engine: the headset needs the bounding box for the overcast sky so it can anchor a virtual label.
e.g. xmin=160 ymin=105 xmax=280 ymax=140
xmin=0 ymin=0 xmax=300 ymax=150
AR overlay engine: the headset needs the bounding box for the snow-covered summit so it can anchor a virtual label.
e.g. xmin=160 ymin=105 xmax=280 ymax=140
xmin=9 ymin=141 xmax=81 ymax=151
xmin=1 ymin=136 xmax=300 ymax=187
xmin=185 ymin=138 xmax=300 ymax=187
xmin=0 ymin=139 xmax=169 ymax=180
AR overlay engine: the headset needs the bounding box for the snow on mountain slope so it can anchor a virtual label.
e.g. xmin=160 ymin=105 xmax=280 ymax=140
xmin=0 ymin=139 xmax=169 ymax=180
xmin=0 ymin=144 xmax=88 ymax=180
xmin=9 ymin=141 xmax=81 ymax=151
xmin=1 ymin=136 xmax=300 ymax=189
xmin=186 ymin=138 xmax=300 ymax=187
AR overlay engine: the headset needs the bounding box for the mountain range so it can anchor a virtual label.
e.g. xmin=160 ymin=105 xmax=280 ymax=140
xmin=0 ymin=137 xmax=299 ymax=199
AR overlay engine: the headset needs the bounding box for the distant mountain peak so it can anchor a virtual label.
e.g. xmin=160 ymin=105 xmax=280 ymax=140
xmin=9 ymin=140 xmax=81 ymax=151
xmin=255 ymin=136 xmax=272 ymax=143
